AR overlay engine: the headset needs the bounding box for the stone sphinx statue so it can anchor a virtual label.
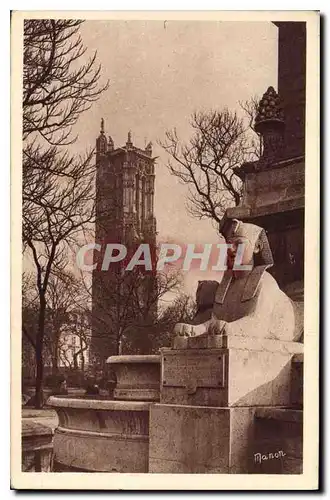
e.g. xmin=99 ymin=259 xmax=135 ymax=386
xmin=174 ymin=219 xmax=303 ymax=343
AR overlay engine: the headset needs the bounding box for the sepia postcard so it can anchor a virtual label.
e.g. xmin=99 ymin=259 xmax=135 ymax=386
xmin=11 ymin=10 xmax=320 ymax=490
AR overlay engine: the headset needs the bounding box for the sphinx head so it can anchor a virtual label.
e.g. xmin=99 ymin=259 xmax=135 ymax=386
xmin=219 ymin=218 xmax=274 ymax=270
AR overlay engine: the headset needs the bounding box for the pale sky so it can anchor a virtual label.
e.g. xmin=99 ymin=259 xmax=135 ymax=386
xmin=72 ymin=20 xmax=278 ymax=290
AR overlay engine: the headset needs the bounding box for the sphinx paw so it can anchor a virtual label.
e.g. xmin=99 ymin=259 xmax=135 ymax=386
xmin=173 ymin=323 xmax=191 ymax=337
xmin=208 ymin=318 xmax=227 ymax=335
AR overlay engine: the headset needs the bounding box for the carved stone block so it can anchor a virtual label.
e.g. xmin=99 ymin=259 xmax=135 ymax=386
xmin=149 ymin=404 xmax=255 ymax=473
xmin=160 ymin=339 xmax=303 ymax=407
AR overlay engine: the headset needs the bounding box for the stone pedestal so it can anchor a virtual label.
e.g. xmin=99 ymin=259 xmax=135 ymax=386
xmin=149 ymin=405 xmax=255 ymax=473
xmin=160 ymin=336 xmax=303 ymax=407
xmin=149 ymin=404 xmax=303 ymax=474
xmin=150 ymin=335 xmax=304 ymax=473
xmin=228 ymin=156 xmax=305 ymax=291
xmin=233 ymin=158 xmax=305 ymax=218
xmin=22 ymin=421 xmax=54 ymax=472
xmin=251 ymin=408 xmax=303 ymax=474
xmin=107 ymin=355 xmax=160 ymax=401
xmin=48 ymin=397 xmax=152 ymax=472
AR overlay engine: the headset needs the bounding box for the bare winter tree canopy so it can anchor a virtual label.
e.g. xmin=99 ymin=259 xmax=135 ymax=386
xmin=160 ymin=107 xmax=260 ymax=224
xmin=23 ymin=19 xmax=108 ymax=145
xmin=22 ymin=19 xmax=108 ymax=408
xmin=23 ymin=19 xmax=109 ymax=251
xmin=22 ymin=270 xmax=90 ymax=377
xmin=239 ymin=96 xmax=262 ymax=157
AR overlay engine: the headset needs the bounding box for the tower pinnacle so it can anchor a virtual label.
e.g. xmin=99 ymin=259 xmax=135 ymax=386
xmin=96 ymin=117 xmax=107 ymax=153
xmin=127 ymin=130 xmax=133 ymax=146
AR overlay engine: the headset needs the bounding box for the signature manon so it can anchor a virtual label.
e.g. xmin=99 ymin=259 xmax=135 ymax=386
xmin=254 ymin=451 xmax=286 ymax=464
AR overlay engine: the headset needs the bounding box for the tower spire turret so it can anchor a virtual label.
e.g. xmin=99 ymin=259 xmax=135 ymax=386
xmin=96 ymin=117 xmax=107 ymax=153
xmin=126 ymin=130 xmax=133 ymax=148
xmin=145 ymin=141 xmax=153 ymax=156
xmin=107 ymin=135 xmax=114 ymax=152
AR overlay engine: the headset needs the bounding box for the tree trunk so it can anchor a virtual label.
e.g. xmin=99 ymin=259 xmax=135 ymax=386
xmin=80 ymin=336 xmax=85 ymax=372
xmin=234 ymin=191 xmax=241 ymax=206
xmin=73 ymin=344 xmax=88 ymax=371
xmin=117 ymin=329 xmax=122 ymax=355
xmin=51 ymin=342 xmax=59 ymax=375
xmin=34 ymin=294 xmax=46 ymax=408
xmin=73 ymin=351 xmax=78 ymax=370
xmin=81 ymin=352 xmax=85 ymax=372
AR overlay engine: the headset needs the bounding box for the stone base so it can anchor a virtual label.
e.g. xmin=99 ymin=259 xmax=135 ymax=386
xmin=149 ymin=404 xmax=303 ymax=474
xmin=49 ymin=397 xmax=152 ymax=472
xmin=251 ymin=408 xmax=303 ymax=474
xmin=22 ymin=421 xmax=54 ymax=472
xmin=160 ymin=337 xmax=303 ymax=407
xmin=53 ymin=426 xmax=149 ymax=472
xmin=149 ymin=404 xmax=255 ymax=473
xmin=107 ymin=355 xmax=160 ymax=401
xmin=172 ymin=334 xmax=304 ymax=353
xmin=228 ymin=157 xmax=305 ymax=218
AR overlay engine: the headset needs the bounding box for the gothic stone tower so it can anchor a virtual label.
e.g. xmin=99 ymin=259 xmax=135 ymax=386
xmin=91 ymin=120 xmax=157 ymax=364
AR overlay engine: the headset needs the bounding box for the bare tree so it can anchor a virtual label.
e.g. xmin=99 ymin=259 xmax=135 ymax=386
xmin=22 ymin=268 xmax=91 ymax=390
xmin=160 ymin=106 xmax=260 ymax=225
xmin=71 ymin=317 xmax=90 ymax=373
xmin=56 ymin=317 xmax=89 ymax=374
xmin=22 ymin=273 xmax=39 ymax=383
xmin=78 ymin=265 xmax=183 ymax=359
xmin=239 ymin=96 xmax=262 ymax=158
xmin=23 ymin=19 xmax=108 ymax=146
xmin=44 ymin=272 xmax=83 ymax=374
xmin=23 ymin=147 xmax=99 ymax=406
xmin=144 ymin=293 xmax=196 ymax=352
xmin=22 ymin=19 xmax=108 ymax=407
